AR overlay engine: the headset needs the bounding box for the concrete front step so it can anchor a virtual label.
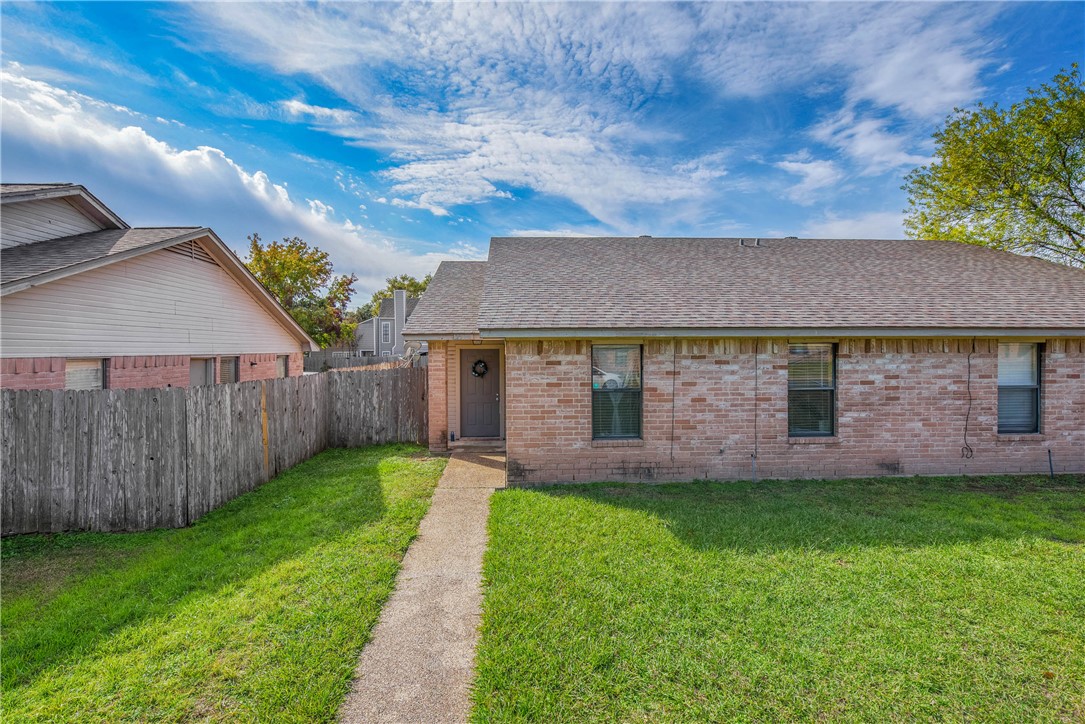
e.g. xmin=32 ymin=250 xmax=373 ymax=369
xmin=449 ymin=438 xmax=506 ymax=453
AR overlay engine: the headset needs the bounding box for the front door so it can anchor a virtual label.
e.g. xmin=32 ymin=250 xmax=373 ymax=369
xmin=460 ymin=348 xmax=501 ymax=437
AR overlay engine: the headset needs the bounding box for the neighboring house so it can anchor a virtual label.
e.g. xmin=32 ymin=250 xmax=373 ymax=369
xmin=0 ymin=183 xmax=318 ymax=390
xmin=403 ymin=236 xmax=1085 ymax=485
xmin=354 ymin=289 xmax=421 ymax=356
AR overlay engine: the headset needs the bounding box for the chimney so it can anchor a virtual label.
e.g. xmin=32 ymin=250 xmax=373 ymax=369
xmin=393 ymin=289 xmax=407 ymax=355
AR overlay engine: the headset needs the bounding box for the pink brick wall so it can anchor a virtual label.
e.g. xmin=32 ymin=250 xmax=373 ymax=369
xmin=108 ymin=355 xmax=191 ymax=389
xmin=0 ymin=357 xmax=66 ymax=390
xmin=428 ymin=341 xmax=449 ymax=450
xmin=502 ymin=337 xmax=1085 ymax=484
xmin=1 ymin=352 xmax=306 ymax=390
xmin=236 ymin=352 xmax=303 ymax=383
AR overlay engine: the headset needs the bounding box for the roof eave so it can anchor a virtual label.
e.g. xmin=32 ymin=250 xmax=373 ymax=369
xmin=479 ymin=326 xmax=1085 ymax=339
xmin=402 ymin=331 xmax=483 ymax=341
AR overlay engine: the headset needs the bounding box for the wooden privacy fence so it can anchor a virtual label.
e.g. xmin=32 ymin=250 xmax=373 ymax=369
xmin=304 ymin=351 xmax=396 ymax=372
xmin=1 ymin=368 xmax=427 ymax=536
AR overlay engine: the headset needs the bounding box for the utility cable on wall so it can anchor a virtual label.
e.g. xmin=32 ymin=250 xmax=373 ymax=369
xmin=752 ymin=338 xmax=760 ymax=482
xmin=962 ymin=338 xmax=975 ymax=459
xmin=670 ymin=338 xmax=677 ymax=462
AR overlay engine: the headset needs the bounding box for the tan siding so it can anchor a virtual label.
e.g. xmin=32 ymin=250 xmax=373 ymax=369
xmin=1 ymin=198 xmax=103 ymax=248
xmin=1 ymin=248 xmax=303 ymax=357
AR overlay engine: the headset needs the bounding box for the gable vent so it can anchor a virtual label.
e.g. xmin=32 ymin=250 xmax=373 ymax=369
xmin=166 ymin=239 xmax=217 ymax=265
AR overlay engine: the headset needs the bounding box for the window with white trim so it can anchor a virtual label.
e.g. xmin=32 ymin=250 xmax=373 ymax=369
xmin=998 ymin=343 xmax=1040 ymax=433
xmin=381 ymin=321 xmax=392 ymax=345
xmin=788 ymin=343 xmax=836 ymax=437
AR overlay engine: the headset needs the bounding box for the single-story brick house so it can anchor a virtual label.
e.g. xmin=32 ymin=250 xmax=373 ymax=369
xmin=0 ymin=183 xmax=318 ymax=390
xmin=403 ymin=236 xmax=1085 ymax=484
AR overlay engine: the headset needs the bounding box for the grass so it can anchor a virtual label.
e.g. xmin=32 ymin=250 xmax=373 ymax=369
xmin=1 ymin=444 xmax=445 ymax=723
xmin=473 ymin=474 xmax=1085 ymax=722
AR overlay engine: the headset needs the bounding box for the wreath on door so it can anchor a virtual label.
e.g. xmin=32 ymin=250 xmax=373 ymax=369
xmin=471 ymin=359 xmax=489 ymax=378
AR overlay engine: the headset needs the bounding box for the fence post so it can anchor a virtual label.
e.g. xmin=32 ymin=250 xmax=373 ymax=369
xmin=260 ymin=380 xmax=270 ymax=481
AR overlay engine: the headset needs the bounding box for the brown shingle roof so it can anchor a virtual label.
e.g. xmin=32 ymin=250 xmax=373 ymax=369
xmin=402 ymin=237 xmax=1084 ymax=337
xmin=402 ymin=261 xmax=488 ymax=337
xmin=476 ymin=237 xmax=1085 ymax=333
xmin=1 ymin=227 xmax=203 ymax=287
xmin=377 ymin=296 xmax=419 ymax=318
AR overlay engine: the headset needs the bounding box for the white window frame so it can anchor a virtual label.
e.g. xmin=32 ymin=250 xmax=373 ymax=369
xmin=381 ymin=321 xmax=392 ymax=345
xmin=997 ymin=343 xmax=1041 ymax=434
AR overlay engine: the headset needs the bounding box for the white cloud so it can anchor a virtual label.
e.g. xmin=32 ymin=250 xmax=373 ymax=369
xmin=801 ymin=211 xmax=905 ymax=240
xmin=506 ymin=226 xmax=611 ymax=238
xmin=695 ymin=2 xmax=994 ymax=117
xmin=812 ymin=110 xmax=931 ymax=176
xmin=774 ymin=152 xmax=843 ymax=205
xmin=0 ymin=67 xmax=462 ymax=296
xmin=175 ymin=2 xmax=998 ymax=230
xmin=279 ymin=99 xmax=359 ymax=126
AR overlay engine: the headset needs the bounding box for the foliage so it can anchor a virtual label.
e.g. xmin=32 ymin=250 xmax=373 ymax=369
xmin=903 ymin=66 xmax=1085 ymax=266
xmin=245 ymin=233 xmax=358 ymax=348
xmin=1 ymin=445 xmax=445 ymax=722
xmin=348 ymin=273 xmax=432 ymax=323
xmin=474 ymin=475 xmax=1085 ymax=721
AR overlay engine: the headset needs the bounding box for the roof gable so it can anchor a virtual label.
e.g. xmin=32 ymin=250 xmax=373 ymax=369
xmin=1 ymin=227 xmax=319 ymax=350
xmin=0 ymin=183 xmax=128 ymax=231
xmin=402 ymin=261 xmax=487 ymax=337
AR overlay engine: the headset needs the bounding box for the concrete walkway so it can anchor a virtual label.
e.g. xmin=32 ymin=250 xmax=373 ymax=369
xmin=338 ymin=452 xmax=506 ymax=724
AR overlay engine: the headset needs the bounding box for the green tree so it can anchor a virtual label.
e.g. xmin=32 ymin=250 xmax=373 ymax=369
xmin=348 ymin=273 xmax=432 ymax=322
xmin=245 ymin=233 xmax=358 ymax=348
xmin=903 ymin=65 xmax=1085 ymax=266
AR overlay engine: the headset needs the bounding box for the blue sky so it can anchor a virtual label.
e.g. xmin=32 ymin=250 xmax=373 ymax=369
xmin=2 ymin=2 xmax=1082 ymax=302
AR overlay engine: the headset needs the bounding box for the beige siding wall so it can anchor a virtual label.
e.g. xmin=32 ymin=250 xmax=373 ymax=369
xmin=1 ymin=247 xmax=303 ymax=357
xmin=1 ymin=198 xmax=103 ymax=248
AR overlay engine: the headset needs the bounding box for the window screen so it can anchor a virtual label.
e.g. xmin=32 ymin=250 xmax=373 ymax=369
xmin=189 ymin=358 xmax=214 ymax=386
xmin=998 ymin=343 xmax=1040 ymax=433
xmin=788 ymin=344 xmax=835 ymax=437
xmin=66 ymin=359 xmax=105 ymax=390
xmin=592 ymin=345 xmax=642 ymax=439
xmin=276 ymin=355 xmax=289 ymax=378
xmin=219 ymin=356 xmax=239 ymax=384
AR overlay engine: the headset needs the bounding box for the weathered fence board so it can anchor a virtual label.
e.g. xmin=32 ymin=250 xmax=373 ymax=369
xmin=1 ymin=368 xmax=427 ymax=535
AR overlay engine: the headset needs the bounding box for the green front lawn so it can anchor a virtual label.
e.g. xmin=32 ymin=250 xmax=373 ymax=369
xmin=474 ymin=475 xmax=1085 ymax=722
xmin=2 ymin=444 xmax=445 ymax=722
